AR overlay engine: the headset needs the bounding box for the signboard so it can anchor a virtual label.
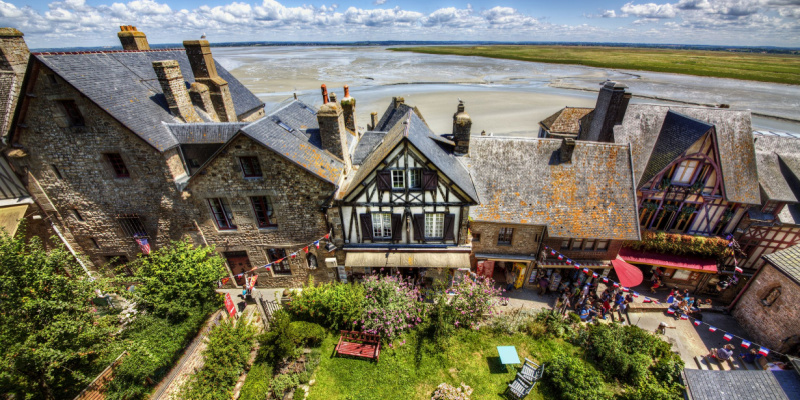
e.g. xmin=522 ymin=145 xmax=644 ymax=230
xmin=224 ymin=293 xmax=237 ymax=318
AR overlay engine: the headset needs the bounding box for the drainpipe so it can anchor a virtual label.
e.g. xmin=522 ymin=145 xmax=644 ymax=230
xmin=47 ymin=220 xmax=94 ymax=281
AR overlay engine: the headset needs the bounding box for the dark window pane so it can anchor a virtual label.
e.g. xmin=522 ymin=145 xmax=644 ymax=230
xmin=59 ymin=100 xmax=84 ymax=127
xmin=251 ymin=196 xmax=276 ymax=228
xmin=105 ymin=153 xmax=129 ymax=178
xmin=498 ymin=227 xmax=513 ymax=245
xmin=267 ymin=248 xmax=291 ymax=274
xmin=208 ymin=198 xmax=235 ymax=230
xmin=240 ymin=157 xmax=262 ymax=178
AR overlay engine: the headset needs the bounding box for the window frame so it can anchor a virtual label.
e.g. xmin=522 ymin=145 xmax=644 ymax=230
xmin=497 ymin=227 xmax=514 ymax=246
xmin=672 ymin=159 xmax=700 ymax=185
xmin=208 ymin=198 xmax=236 ymax=230
xmin=472 ymin=233 xmax=481 ymax=243
xmin=391 ymin=170 xmax=405 ymax=190
xmin=105 ymin=153 xmax=130 ymax=178
xmin=560 ymin=239 xmax=570 ymax=250
xmin=596 ymin=240 xmax=610 ymax=251
xmin=408 ymin=168 xmax=422 ymax=190
xmin=267 ymin=248 xmax=291 ymax=275
xmin=58 ymin=99 xmax=85 ymax=127
xmin=762 ymin=286 xmax=781 ymax=307
xmin=571 ymin=239 xmax=584 ymax=250
xmin=250 ymin=196 xmax=276 ymax=228
xmin=424 ymin=212 xmax=445 ymax=239
xmin=239 ymin=156 xmax=262 ymax=178
xmin=371 ymin=212 xmax=392 ymax=239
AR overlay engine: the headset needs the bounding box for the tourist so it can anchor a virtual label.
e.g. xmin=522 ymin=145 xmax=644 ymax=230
xmin=651 ymin=278 xmax=661 ymax=294
xmin=602 ymin=298 xmax=611 ymax=319
xmin=538 ymin=275 xmax=549 ymax=295
xmin=580 ymin=306 xmax=590 ymax=322
xmin=742 ymin=348 xmax=762 ymax=364
xmin=709 ymin=344 xmax=735 ymax=361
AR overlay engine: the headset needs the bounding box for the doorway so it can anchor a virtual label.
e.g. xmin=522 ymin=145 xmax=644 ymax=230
xmin=224 ymin=251 xmax=251 ymax=287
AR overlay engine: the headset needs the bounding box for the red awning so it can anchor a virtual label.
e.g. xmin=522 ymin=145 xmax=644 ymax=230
xmin=610 ymin=258 xmax=644 ymax=287
xmin=618 ymin=248 xmax=718 ymax=273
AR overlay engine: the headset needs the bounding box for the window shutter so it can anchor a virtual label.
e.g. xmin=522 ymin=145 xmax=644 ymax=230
xmin=443 ymin=214 xmax=456 ymax=241
xmin=360 ymin=214 xmax=373 ymax=241
xmin=376 ymin=171 xmax=391 ymax=190
xmin=412 ymin=214 xmax=425 ymax=241
xmin=391 ymin=214 xmax=403 ymax=241
xmin=422 ymin=170 xmax=438 ymax=190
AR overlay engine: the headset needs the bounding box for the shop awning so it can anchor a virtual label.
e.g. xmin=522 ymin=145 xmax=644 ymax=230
xmin=0 ymin=204 xmax=28 ymax=237
xmin=537 ymin=260 xmax=610 ymax=269
xmin=618 ymin=248 xmax=718 ymax=273
xmin=611 ymin=257 xmax=644 ymax=288
xmin=344 ymin=251 xmax=471 ymax=269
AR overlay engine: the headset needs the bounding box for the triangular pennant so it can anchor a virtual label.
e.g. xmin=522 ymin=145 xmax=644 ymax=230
xmin=303 ymin=246 xmax=309 ymax=254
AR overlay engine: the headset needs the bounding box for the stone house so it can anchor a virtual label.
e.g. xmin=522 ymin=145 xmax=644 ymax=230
xmin=732 ymin=244 xmax=800 ymax=356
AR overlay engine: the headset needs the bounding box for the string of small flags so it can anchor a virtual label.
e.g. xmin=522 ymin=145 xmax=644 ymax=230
xmin=542 ymin=245 xmax=638 ymax=294
xmin=221 ymin=232 xmax=331 ymax=284
xmin=678 ymin=311 xmax=782 ymax=359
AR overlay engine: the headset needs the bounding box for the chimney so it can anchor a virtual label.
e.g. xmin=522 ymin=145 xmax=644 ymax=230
xmin=152 ymin=60 xmax=202 ymax=123
xmin=0 ymin=28 xmax=29 ymax=139
xmin=117 ymin=26 xmax=150 ymax=51
xmin=452 ymin=100 xmax=472 ymax=156
xmin=560 ymin=138 xmax=576 ymax=163
xmin=182 ymin=40 xmax=236 ymax=122
xmin=581 ymin=81 xmax=630 ymax=143
xmin=329 ymin=92 xmax=337 ymax=103
xmin=317 ymin=92 xmax=350 ymax=170
xmin=321 ymin=84 xmax=329 ymax=104
xmin=393 ymin=97 xmax=405 ymax=109
xmin=189 ymin=82 xmax=218 ymax=121
xmin=369 ymin=112 xmax=378 ymax=131
xmin=341 ymin=85 xmax=358 ymax=137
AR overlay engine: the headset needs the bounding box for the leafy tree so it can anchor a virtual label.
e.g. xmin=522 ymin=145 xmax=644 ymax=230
xmin=122 ymin=239 xmax=226 ymax=321
xmin=0 ymin=232 xmax=118 ymax=400
xmin=258 ymin=310 xmax=297 ymax=364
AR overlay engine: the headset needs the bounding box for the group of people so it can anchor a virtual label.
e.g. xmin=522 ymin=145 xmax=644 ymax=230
xmin=553 ymin=280 xmax=634 ymax=324
xmin=666 ymin=287 xmax=708 ymax=320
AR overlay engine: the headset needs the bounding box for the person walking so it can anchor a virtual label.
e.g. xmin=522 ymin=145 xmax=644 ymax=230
xmin=538 ymin=275 xmax=549 ymax=296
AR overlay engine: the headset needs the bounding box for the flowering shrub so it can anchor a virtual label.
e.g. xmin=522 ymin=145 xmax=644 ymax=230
xmin=285 ymin=279 xmax=364 ymax=330
xmin=448 ymin=276 xmax=504 ymax=329
xmin=431 ymin=382 xmax=473 ymax=400
xmin=358 ymin=273 xmax=424 ymax=339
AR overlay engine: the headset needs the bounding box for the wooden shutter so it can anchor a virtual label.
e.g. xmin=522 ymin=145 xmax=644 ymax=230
xmin=360 ymin=214 xmax=373 ymax=241
xmin=412 ymin=214 xmax=425 ymax=241
xmin=443 ymin=214 xmax=456 ymax=241
xmin=391 ymin=214 xmax=403 ymax=241
xmin=422 ymin=170 xmax=438 ymax=190
xmin=376 ymin=171 xmax=391 ymax=190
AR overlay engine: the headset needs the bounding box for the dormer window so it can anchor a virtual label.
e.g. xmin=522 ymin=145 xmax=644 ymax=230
xmin=672 ymin=159 xmax=699 ymax=184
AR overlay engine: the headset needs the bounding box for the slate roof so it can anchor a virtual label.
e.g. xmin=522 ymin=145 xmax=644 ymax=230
xmin=353 ymin=131 xmax=387 ymax=165
xmin=540 ymin=107 xmax=593 ymax=136
xmin=373 ymin=101 xmax=428 ymax=132
xmin=236 ymin=100 xmax=344 ymax=184
xmin=462 ymin=137 xmax=640 ymax=240
xmin=167 ymin=122 xmax=248 ymax=144
xmin=614 ymin=104 xmax=760 ymax=205
xmin=0 ymin=156 xmax=30 ymax=204
xmin=33 ymin=49 xmax=263 ymax=152
xmin=345 ymin=110 xmax=478 ymax=202
xmin=751 ymin=132 xmax=800 ymax=203
xmin=683 ymin=369 xmax=800 ymax=400
xmin=763 ymin=243 xmax=800 ymax=285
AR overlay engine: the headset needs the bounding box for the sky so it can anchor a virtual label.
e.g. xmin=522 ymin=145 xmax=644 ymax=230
xmin=1 ymin=0 xmax=799 ymax=49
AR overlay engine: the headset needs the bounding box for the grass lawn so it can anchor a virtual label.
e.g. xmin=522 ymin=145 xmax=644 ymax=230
xmin=307 ymin=328 xmax=597 ymax=400
xmin=390 ymin=45 xmax=800 ymax=85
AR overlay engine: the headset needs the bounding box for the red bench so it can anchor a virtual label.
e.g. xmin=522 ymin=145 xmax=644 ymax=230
xmin=335 ymin=330 xmax=381 ymax=361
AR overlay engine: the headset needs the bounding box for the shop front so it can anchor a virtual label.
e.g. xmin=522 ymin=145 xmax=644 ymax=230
xmin=474 ymin=254 xmax=536 ymax=290
xmin=343 ymin=249 xmax=472 ymax=287
xmin=618 ymin=248 xmax=718 ymax=291
xmin=534 ymin=260 xmax=611 ymax=292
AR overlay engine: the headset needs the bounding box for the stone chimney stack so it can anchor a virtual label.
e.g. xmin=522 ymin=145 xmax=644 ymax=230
xmin=152 ymin=60 xmax=202 ymax=123
xmin=452 ymin=101 xmax=472 ymax=156
xmin=581 ymin=81 xmax=630 ymax=143
xmin=117 ymin=26 xmax=150 ymax=51
xmin=560 ymin=138 xmax=576 ymax=163
xmin=341 ymin=85 xmax=358 ymax=137
xmin=317 ymin=87 xmax=350 ymax=170
xmin=189 ymin=82 xmax=218 ymax=121
xmin=393 ymin=97 xmax=405 ymax=109
xmin=369 ymin=112 xmax=378 ymax=131
xmin=182 ymin=40 xmax=236 ymax=122
xmin=0 ymin=28 xmax=29 ymax=139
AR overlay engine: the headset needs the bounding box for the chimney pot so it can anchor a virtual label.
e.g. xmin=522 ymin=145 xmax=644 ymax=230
xmin=560 ymin=138 xmax=576 ymax=163
xmin=369 ymin=112 xmax=378 ymax=131
xmin=117 ymin=25 xmax=149 ymax=51
xmin=321 ymin=84 xmax=329 ymax=104
xmin=340 ymin=86 xmax=357 ymax=137
xmin=329 ymin=92 xmax=337 ymax=103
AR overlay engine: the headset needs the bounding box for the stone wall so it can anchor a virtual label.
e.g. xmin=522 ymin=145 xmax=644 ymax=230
xmin=470 ymin=222 xmax=544 ymax=256
xmin=187 ymin=134 xmax=337 ymax=288
xmin=733 ymin=264 xmax=800 ymax=351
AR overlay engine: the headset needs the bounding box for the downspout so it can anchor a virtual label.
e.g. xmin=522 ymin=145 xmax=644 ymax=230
xmin=49 ymin=220 xmax=94 ymax=281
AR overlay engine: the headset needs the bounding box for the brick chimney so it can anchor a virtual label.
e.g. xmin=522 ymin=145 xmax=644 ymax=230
xmin=452 ymin=100 xmax=472 ymax=156
xmin=318 ymin=85 xmax=350 ymax=170
xmin=369 ymin=112 xmax=378 ymax=131
xmin=341 ymin=86 xmax=358 ymax=137
xmin=152 ymin=60 xmax=202 ymax=123
xmin=182 ymin=40 xmax=236 ymax=122
xmin=0 ymin=28 xmax=29 ymax=139
xmin=581 ymin=81 xmax=630 ymax=143
xmin=560 ymin=138 xmax=576 ymax=163
xmin=189 ymin=82 xmax=218 ymax=121
xmin=117 ymin=26 xmax=150 ymax=51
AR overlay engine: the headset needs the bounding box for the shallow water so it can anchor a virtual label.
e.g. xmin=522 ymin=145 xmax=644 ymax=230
xmin=214 ymin=46 xmax=800 ymax=135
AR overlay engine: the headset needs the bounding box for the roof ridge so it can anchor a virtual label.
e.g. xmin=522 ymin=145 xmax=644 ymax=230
xmin=32 ymin=48 xmax=184 ymax=56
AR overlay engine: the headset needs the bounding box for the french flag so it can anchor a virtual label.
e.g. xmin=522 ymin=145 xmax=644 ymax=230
xmin=735 ymin=266 xmax=743 ymax=274
xmin=741 ymin=340 xmax=751 ymax=349
xmin=291 ymin=252 xmax=297 ymax=259
xmin=603 ymin=277 xmax=609 ymax=283
xmin=566 ymin=259 xmax=572 ymax=265
xmin=574 ymin=264 xmax=580 ymax=269
xmin=693 ymin=320 xmax=701 ymax=326
xmin=680 ymin=314 xmax=689 ymax=320
xmin=758 ymin=347 xmax=770 ymax=357
xmin=723 ymin=333 xmax=733 ymax=341
xmin=643 ymin=297 xmax=652 ymax=303
xmin=544 ymin=245 xmax=549 ymax=250
xmin=592 ymin=272 xmax=599 ymax=278
xmin=666 ymin=308 xmax=675 ymax=314
xmin=314 ymin=241 xmax=320 ymax=249
xmin=709 ymin=326 xmax=717 ymax=332
xmin=613 ymin=282 xmax=619 ymax=288
xmin=622 ymin=287 xmax=630 ymax=292
xmin=557 ymin=254 xmax=564 ymax=260
xmin=551 ymin=249 xmax=556 ymax=255
xmin=632 ymin=292 xmax=640 ymax=298
xmin=583 ymin=268 xmax=590 ymax=274
xmin=652 ymin=299 xmax=660 ymax=304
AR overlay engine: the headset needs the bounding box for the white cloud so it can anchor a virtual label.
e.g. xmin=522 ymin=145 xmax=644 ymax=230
xmin=373 ymin=0 xmax=387 ymax=5
xmin=621 ymin=2 xmax=677 ymax=18
xmin=602 ymin=10 xmax=617 ymax=18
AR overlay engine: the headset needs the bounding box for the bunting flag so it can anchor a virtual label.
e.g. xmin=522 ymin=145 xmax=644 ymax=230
xmin=622 ymin=287 xmax=630 ymax=292
xmin=602 ymin=277 xmax=609 ymax=283
xmin=680 ymin=314 xmax=689 ymax=320
xmin=666 ymin=308 xmax=675 ymax=314
xmin=758 ymin=347 xmax=770 ymax=357
xmin=291 ymin=253 xmax=297 ymax=259
xmin=592 ymin=272 xmax=599 ymax=278
xmin=544 ymin=245 xmax=549 ymax=250
xmin=566 ymin=259 xmax=572 ymax=265
xmin=613 ymin=282 xmax=619 ymax=288
xmin=693 ymin=320 xmax=702 ymax=326
xmin=314 ymin=241 xmax=320 ymax=249
xmin=236 ymin=273 xmax=243 ymax=278
xmin=735 ymin=266 xmax=743 ymax=274
xmin=652 ymin=299 xmax=660 ymax=304
xmin=583 ymin=268 xmax=590 ymax=274
xmin=574 ymin=264 xmax=581 ymax=269
xmin=324 ymin=233 xmax=330 ymax=239
xmin=303 ymin=246 xmax=309 ymax=254
xmin=135 ymin=237 xmax=151 ymax=255
xmin=709 ymin=326 xmax=717 ymax=332
xmin=643 ymin=297 xmax=652 ymax=303
xmin=221 ymin=277 xmax=230 ymax=285
xmin=551 ymin=249 xmax=556 ymax=256
xmin=723 ymin=333 xmax=733 ymax=341
xmin=557 ymin=254 xmax=564 ymax=260
xmin=741 ymin=340 xmax=751 ymax=349
xmin=632 ymin=292 xmax=639 ymax=298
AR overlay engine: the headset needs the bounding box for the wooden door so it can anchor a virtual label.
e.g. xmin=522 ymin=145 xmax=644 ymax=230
xmin=224 ymin=251 xmax=251 ymax=286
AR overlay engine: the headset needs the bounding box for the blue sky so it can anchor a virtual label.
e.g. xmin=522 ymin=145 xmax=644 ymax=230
xmin=2 ymin=0 xmax=799 ymax=48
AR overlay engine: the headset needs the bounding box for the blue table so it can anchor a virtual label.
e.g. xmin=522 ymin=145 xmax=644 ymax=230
xmin=497 ymin=346 xmax=520 ymax=371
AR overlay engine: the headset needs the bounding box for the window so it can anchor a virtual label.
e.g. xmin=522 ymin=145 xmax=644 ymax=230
xmin=762 ymin=201 xmax=779 ymax=215
xmin=425 ymin=213 xmax=445 ymax=238
xmin=58 ymin=100 xmax=84 ymax=127
xmin=571 ymin=239 xmax=584 ymax=250
xmin=90 ymin=238 xmax=100 ymax=249
xmin=72 ymin=209 xmax=84 ymax=222
xmin=762 ymin=286 xmax=781 ymax=307
xmin=596 ymin=240 xmax=609 ymax=251
xmin=391 ymin=170 xmax=405 ymax=189
xmin=239 ymin=157 xmax=262 ymax=178
xmin=560 ymin=239 xmax=570 ymax=250
xmin=117 ymin=216 xmax=148 ymax=239
xmin=408 ymin=169 xmax=422 ymax=189
xmin=105 ymin=153 xmax=130 ymax=178
xmin=208 ymin=198 xmax=235 ymax=230
xmin=498 ymin=227 xmax=513 ymax=245
xmin=276 ymin=120 xmax=293 ymax=132
xmin=672 ymin=269 xmax=691 ymax=280
xmin=51 ymin=164 xmax=63 ymax=180
xmin=585 ymin=239 xmax=595 ymax=250
xmin=472 ymin=233 xmax=481 ymax=243
xmin=372 ymin=213 xmax=392 ymax=239
xmin=672 ymin=159 xmax=699 ymax=184
xmin=250 ymin=196 xmax=276 ymax=228
xmin=267 ymin=248 xmax=290 ymax=275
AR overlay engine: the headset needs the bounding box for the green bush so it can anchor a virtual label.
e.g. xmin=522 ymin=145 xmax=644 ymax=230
xmin=290 ymin=321 xmax=327 ymax=347
xmin=270 ymin=372 xmax=300 ymax=398
xmin=258 ymin=309 xmax=297 ymax=364
xmin=177 ymin=319 xmax=257 ymax=400
xmin=360 ymin=274 xmax=424 ymax=339
xmin=488 ymin=308 xmax=535 ymax=335
xmin=285 ymin=280 xmax=364 ymax=330
xmin=618 ymin=379 xmax=684 ymax=400
xmin=529 ymin=310 xmax=575 ymax=339
xmin=541 ymin=355 xmax=612 ymax=400
xmin=239 ymin=362 xmax=272 ymax=400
